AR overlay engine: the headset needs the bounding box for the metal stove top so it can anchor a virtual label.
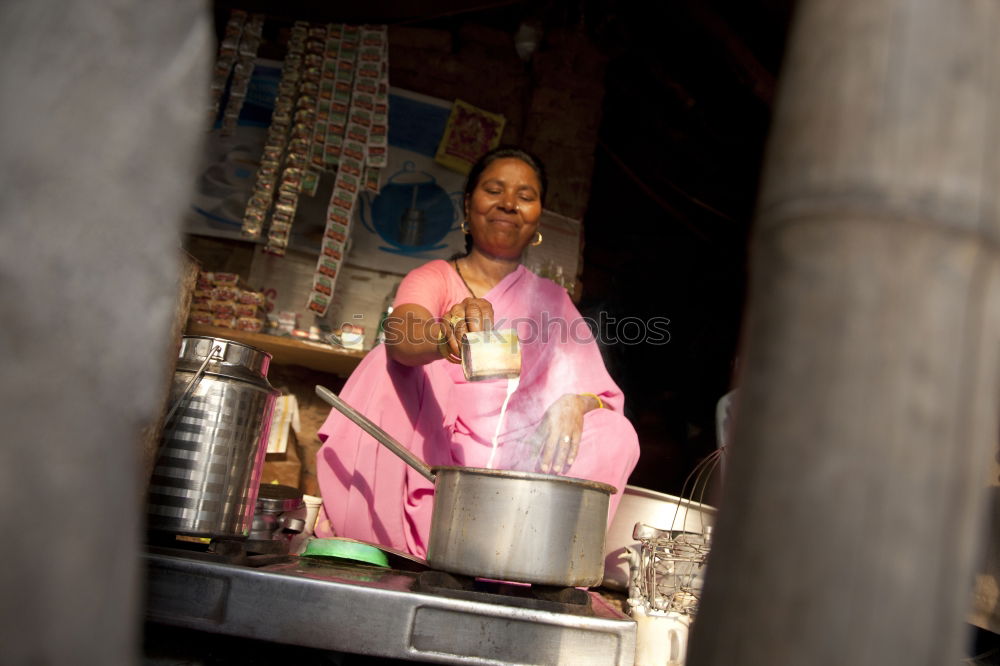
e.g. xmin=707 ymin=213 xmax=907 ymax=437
xmin=144 ymin=551 xmax=636 ymax=665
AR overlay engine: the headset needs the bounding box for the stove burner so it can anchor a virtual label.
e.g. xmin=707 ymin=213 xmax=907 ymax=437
xmin=145 ymin=532 xmax=290 ymax=568
xmin=414 ymin=570 xmax=592 ymax=615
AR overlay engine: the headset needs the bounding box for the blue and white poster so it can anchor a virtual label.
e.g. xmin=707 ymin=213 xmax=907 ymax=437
xmin=347 ymin=88 xmax=469 ymax=275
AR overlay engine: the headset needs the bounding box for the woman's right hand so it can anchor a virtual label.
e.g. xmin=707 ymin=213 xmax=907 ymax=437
xmin=439 ymin=297 xmax=495 ymax=362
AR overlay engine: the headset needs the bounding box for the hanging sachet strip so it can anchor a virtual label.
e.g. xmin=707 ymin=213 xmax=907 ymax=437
xmin=263 ymin=23 xmax=326 ymax=256
xmin=220 ymin=13 xmax=264 ymax=136
xmin=363 ymin=26 xmax=389 ymax=169
xmin=241 ymin=22 xmax=308 ymax=240
xmin=305 ymin=24 xmax=358 ymax=315
xmin=365 ymin=28 xmax=390 ymax=189
xmin=306 ymin=24 xmax=389 ymax=317
xmin=208 ymin=9 xmax=246 ymax=127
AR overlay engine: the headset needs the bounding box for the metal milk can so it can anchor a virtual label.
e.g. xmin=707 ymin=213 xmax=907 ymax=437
xmin=147 ymin=336 xmax=279 ymax=539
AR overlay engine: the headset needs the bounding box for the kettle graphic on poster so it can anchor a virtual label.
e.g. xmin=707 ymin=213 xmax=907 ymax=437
xmin=358 ymin=161 xmax=462 ymax=255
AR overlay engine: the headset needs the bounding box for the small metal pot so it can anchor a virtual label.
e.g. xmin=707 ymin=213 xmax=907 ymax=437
xmin=316 ymin=385 xmax=616 ymax=586
xmin=249 ymin=483 xmax=307 ymax=542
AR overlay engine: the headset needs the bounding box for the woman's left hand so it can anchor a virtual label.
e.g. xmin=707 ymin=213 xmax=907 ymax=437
xmin=523 ymin=394 xmax=590 ymax=474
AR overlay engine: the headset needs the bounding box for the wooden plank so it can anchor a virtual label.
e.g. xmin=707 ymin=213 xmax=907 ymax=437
xmin=185 ymin=323 xmax=366 ymax=377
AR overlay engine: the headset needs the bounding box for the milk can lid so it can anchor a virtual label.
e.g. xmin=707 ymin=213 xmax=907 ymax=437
xmin=178 ymin=336 xmax=274 ymax=382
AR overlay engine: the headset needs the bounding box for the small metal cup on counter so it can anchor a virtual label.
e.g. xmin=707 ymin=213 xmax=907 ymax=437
xmin=246 ymin=483 xmax=307 ymax=554
xmin=460 ymin=328 xmax=521 ymax=381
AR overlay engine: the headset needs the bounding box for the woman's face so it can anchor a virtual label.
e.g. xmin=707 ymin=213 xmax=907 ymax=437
xmin=464 ymin=157 xmax=543 ymax=259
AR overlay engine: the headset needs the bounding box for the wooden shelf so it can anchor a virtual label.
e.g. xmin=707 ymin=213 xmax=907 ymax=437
xmin=185 ymin=323 xmax=366 ymax=377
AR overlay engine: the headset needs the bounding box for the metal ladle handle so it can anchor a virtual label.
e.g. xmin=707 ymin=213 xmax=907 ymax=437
xmin=315 ymin=385 xmax=436 ymax=483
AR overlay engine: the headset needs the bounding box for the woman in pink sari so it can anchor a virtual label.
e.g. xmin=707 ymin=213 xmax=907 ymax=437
xmin=315 ymin=147 xmax=640 ymax=558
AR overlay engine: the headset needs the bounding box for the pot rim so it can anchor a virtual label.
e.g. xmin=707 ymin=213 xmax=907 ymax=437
xmin=622 ymin=484 xmax=718 ymax=515
xmin=431 ymin=465 xmax=617 ymax=494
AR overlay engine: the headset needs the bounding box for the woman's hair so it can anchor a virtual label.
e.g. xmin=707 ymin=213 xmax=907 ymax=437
xmin=458 ymin=146 xmax=547 ymax=257
xmin=463 ymin=145 xmax=548 ymax=207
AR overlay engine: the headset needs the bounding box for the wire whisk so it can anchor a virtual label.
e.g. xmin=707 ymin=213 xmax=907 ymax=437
xmin=630 ymin=446 xmax=725 ymax=616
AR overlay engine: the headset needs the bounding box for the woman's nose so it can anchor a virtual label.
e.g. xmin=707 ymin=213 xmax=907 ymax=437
xmin=498 ymin=192 xmax=517 ymax=211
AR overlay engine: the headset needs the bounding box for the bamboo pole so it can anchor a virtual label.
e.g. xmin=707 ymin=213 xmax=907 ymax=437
xmin=687 ymin=1 xmax=1000 ymax=664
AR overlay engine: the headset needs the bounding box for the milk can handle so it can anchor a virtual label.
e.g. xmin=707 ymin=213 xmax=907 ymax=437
xmin=163 ymin=344 xmax=223 ymax=426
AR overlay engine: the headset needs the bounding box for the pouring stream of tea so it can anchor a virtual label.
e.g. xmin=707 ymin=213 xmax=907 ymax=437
xmin=487 ymin=375 xmax=519 ymax=468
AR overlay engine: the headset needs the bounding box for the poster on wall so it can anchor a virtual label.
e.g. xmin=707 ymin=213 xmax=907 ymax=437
xmin=346 ymin=87 xmax=470 ymax=275
xmin=434 ymin=98 xmax=506 ymax=174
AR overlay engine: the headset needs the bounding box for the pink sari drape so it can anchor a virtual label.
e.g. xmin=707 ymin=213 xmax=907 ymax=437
xmin=314 ymin=262 xmax=640 ymax=557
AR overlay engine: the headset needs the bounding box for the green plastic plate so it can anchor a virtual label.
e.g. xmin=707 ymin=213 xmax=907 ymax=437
xmin=302 ymin=538 xmax=390 ymax=567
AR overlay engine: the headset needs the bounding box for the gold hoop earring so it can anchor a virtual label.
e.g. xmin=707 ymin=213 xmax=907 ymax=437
xmin=461 ymin=220 xmax=470 ymax=234
xmin=531 ymin=231 xmax=543 ymax=246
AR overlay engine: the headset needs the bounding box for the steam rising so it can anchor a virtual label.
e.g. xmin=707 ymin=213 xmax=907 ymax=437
xmin=491 ymin=274 xmax=590 ymax=471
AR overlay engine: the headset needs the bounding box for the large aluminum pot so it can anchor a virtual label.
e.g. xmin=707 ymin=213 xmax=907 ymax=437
xmin=316 ymin=386 xmax=615 ymax=587
xmin=429 ymin=467 xmax=614 ymax=586
xmin=602 ymin=485 xmax=717 ymax=590
xmin=147 ymin=336 xmax=279 ymax=539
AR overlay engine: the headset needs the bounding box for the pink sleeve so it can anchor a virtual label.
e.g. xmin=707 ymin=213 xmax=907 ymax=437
xmin=393 ymin=260 xmax=449 ymax=318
